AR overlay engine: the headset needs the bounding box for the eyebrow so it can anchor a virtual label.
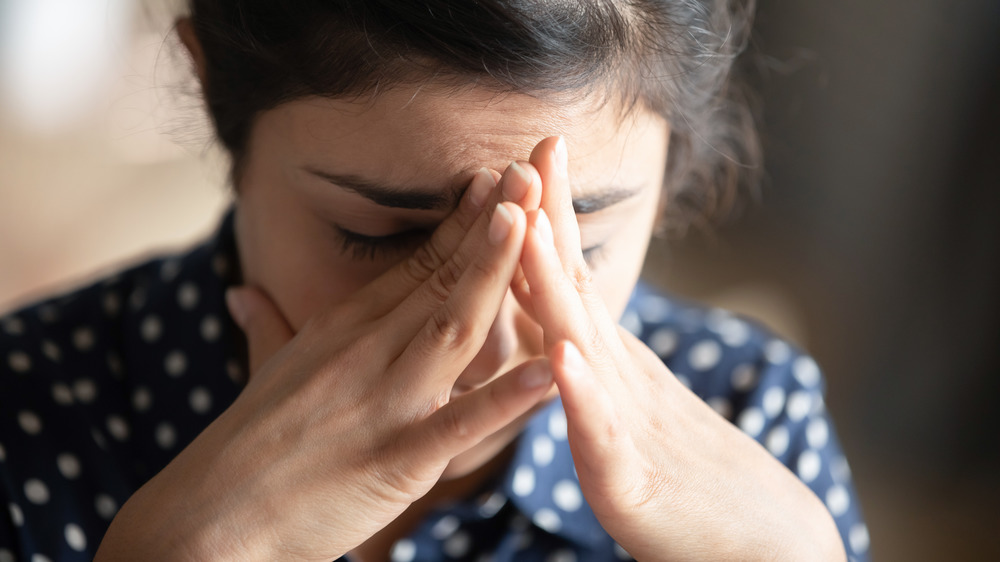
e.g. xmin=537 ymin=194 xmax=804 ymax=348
xmin=306 ymin=168 xmax=643 ymax=214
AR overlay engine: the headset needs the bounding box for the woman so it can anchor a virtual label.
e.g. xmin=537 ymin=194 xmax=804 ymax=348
xmin=0 ymin=1 xmax=868 ymax=560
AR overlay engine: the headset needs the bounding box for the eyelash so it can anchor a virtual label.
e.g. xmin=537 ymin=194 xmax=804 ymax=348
xmin=336 ymin=226 xmax=606 ymax=266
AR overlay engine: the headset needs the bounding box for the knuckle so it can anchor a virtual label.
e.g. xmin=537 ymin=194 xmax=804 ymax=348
xmin=427 ymin=308 xmax=470 ymax=352
xmin=405 ymin=242 xmax=446 ymax=282
xmin=428 ymin=255 xmax=465 ymax=301
xmin=570 ymin=264 xmax=596 ymax=294
xmin=438 ymin=404 xmax=471 ymax=440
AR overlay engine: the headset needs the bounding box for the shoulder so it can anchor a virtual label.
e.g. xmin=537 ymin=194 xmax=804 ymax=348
xmin=624 ymin=283 xmax=828 ymax=437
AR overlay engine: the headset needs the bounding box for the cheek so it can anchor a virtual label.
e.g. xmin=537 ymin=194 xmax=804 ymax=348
xmin=237 ymin=187 xmax=402 ymax=330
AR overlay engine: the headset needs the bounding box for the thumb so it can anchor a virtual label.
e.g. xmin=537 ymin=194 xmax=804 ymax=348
xmin=225 ymin=286 xmax=295 ymax=380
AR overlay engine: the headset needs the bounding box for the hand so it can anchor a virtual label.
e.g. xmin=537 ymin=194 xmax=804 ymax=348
xmin=95 ymin=167 xmax=552 ymax=560
xmin=517 ymin=137 xmax=847 ymax=561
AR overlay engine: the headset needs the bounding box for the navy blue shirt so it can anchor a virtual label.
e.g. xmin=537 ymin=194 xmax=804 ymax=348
xmin=0 ymin=212 xmax=869 ymax=561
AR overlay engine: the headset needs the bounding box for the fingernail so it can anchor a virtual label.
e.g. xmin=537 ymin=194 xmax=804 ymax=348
xmin=468 ymin=167 xmax=495 ymax=209
xmin=554 ymin=136 xmax=568 ymax=176
xmin=535 ymin=208 xmax=554 ymax=248
xmin=562 ymin=341 xmax=586 ymax=375
xmin=520 ymin=361 xmax=553 ymax=389
xmin=225 ymin=288 xmax=248 ymax=327
xmin=502 ymin=161 xmax=531 ymax=202
xmin=489 ymin=203 xmax=514 ymax=245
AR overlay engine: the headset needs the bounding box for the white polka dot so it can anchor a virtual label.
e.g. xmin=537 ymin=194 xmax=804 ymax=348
xmin=141 ymin=315 xmax=162 ymax=342
xmin=512 ymin=465 xmax=535 ymax=497
xmin=132 ymin=387 xmax=153 ymax=412
xmin=72 ymin=327 xmax=95 ymax=351
xmin=431 ymin=514 xmax=460 ymax=539
xmin=1 ymin=316 xmax=24 ymax=335
xmin=155 ymin=422 xmax=176 ymax=449
xmin=73 ymin=378 xmax=97 ymax=403
xmin=762 ymin=386 xmax=786 ymax=418
xmin=717 ymin=317 xmax=751 ymax=347
xmin=160 ymin=259 xmax=181 ymax=282
xmin=532 ymin=508 xmax=562 ymax=533
xmin=793 ymin=356 xmax=821 ymax=387
xmin=707 ymin=397 xmax=732 ymax=419
xmin=443 ymin=531 xmax=471 ymax=558
xmin=552 ymin=479 xmax=583 ymax=512
xmin=649 ymin=328 xmax=679 ymax=358
xmin=51 ymin=383 xmax=74 ymax=405
xmin=390 ymin=539 xmax=416 ymax=562
xmin=38 ymin=304 xmax=59 ymax=323
xmin=24 ymin=478 xmax=49 ymax=504
xmin=177 ymin=282 xmax=200 ymax=310
xmin=32 ymin=554 xmax=52 ymax=562
xmin=129 ymin=287 xmax=147 ymax=311
xmin=91 ymin=428 xmax=108 ymax=450
xmin=849 ymin=523 xmax=870 ymax=554
xmin=831 ymin=456 xmax=852 ymax=483
xmin=65 ymin=522 xmax=87 ymax=551
xmin=18 ymin=410 xmax=42 ymax=435
xmin=189 ymin=387 xmax=212 ymax=414
xmin=614 ymin=543 xmax=633 ymax=560
xmin=103 ymin=292 xmax=121 ymax=316
xmin=200 ymin=315 xmax=221 ymax=342
xmin=8 ymin=503 xmax=23 ymax=527
xmin=548 ymin=409 xmax=567 ymax=441
xmin=107 ymin=415 xmax=130 ymax=441
xmin=478 ymin=491 xmax=507 ymax=518
xmin=7 ymin=351 xmax=31 ymax=373
xmin=731 ymin=363 xmax=757 ymax=392
xmin=765 ymin=425 xmax=790 ymax=457
xmin=764 ymin=340 xmax=791 ymax=364
xmin=95 ymin=494 xmax=118 ymax=519
xmin=786 ymin=390 xmax=812 ymax=422
xmin=737 ymin=407 xmax=765 ymax=437
xmin=637 ymin=294 xmax=671 ymax=323
xmin=688 ymin=340 xmax=722 ymax=371
xmin=0 ymin=548 xmax=14 ymax=562
xmin=797 ymin=450 xmax=822 ymax=483
xmin=806 ymin=418 xmax=830 ymax=449
xmin=57 ymin=453 xmax=81 ymax=479
xmin=619 ymin=310 xmax=642 ymax=336
xmin=547 ymin=549 xmax=577 ymax=562
xmin=532 ymin=434 xmax=555 ymax=467
xmin=41 ymin=340 xmax=61 ymax=362
xmin=826 ymin=484 xmax=850 ymax=517
xmin=164 ymin=350 xmax=187 ymax=377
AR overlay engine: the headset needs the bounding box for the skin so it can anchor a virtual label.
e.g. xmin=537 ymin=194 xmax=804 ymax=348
xmin=95 ymin=20 xmax=846 ymax=562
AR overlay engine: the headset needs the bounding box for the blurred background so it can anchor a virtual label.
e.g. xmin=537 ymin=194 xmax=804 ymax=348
xmin=1 ymin=0 xmax=997 ymax=560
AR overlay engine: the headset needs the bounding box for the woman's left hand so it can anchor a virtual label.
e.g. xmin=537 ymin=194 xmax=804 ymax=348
xmin=516 ymin=137 xmax=847 ymax=561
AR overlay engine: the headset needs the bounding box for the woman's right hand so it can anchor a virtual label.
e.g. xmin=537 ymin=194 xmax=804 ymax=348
xmin=95 ymin=165 xmax=551 ymax=560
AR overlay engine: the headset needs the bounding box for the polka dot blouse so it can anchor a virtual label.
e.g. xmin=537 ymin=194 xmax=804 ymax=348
xmin=0 ymin=211 xmax=870 ymax=561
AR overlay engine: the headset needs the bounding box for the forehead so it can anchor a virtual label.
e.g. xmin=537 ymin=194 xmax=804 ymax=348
xmin=253 ymin=85 xmax=666 ymax=191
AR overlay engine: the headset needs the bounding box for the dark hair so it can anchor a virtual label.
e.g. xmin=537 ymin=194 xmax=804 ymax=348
xmin=184 ymin=0 xmax=759 ymax=233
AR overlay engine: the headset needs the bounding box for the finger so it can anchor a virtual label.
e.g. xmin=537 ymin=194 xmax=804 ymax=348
xmin=549 ymin=340 xmax=621 ymax=479
xmin=354 ymin=167 xmax=498 ymax=314
xmin=499 ymin=160 xmax=543 ymax=212
xmin=405 ymin=358 xmax=553 ymax=465
xmin=390 ymin=202 xmax=527 ymax=392
xmin=521 ymin=208 xmax=616 ymax=356
xmin=529 ymin=136 xmax=586 ymax=270
xmin=225 ymin=286 xmax=295 ymax=379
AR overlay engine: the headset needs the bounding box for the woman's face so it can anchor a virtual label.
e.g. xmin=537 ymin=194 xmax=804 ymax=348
xmin=234 ymin=85 xmax=668 ymax=477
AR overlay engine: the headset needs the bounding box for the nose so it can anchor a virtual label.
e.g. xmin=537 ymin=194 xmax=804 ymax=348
xmin=455 ymin=289 xmax=539 ymax=390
